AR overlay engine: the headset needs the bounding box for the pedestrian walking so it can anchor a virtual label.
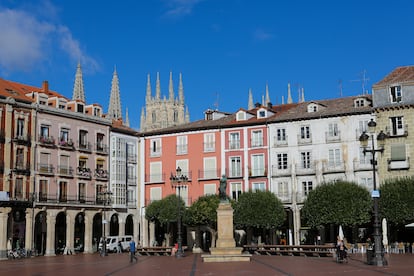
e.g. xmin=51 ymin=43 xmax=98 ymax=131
xmin=117 ymin=241 xmax=122 ymax=253
xmin=129 ymin=240 xmax=137 ymax=263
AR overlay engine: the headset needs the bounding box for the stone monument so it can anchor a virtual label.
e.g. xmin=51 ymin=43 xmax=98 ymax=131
xmin=201 ymin=175 xmax=251 ymax=262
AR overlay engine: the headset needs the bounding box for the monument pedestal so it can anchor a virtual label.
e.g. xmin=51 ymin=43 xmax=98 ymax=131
xmin=201 ymin=202 xmax=251 ymax=262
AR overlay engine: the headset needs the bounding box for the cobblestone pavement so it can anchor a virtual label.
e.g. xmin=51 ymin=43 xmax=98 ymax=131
xmin=1 ymin=252 xmax=413 ymax=276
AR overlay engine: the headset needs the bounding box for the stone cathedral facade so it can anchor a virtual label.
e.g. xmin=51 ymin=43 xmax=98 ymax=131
xmin=140 ymin=72 xmax=190 ymax=132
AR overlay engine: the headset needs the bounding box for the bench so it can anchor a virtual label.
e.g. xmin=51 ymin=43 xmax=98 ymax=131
xmin=243 ymin=244 xmax=335 ymax=257
xmin=136 ymin=247 xmax=172 ymax=256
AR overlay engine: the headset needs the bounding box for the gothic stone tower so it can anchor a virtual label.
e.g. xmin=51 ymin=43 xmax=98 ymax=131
xmin=140 ymin=72 xmax=189 ymax=131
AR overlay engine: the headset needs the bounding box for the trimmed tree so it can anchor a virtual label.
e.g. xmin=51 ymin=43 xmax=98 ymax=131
xmin=145 ymin=194 xmax=185 ymax=246
xmin=233 ymin=190 xmax=286 ymax=244
xmin=183 ymin=194 xmax=220 ymax=249
xmin=302 ymin=181 xmax=371 ymax=228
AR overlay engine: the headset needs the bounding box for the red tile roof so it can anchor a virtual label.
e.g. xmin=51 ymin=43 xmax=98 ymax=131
xmin=374 ymin=66 xmax=414 ymax=87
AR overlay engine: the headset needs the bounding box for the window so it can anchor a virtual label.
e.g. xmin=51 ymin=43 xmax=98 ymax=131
xmin=59 ymin=155 xmax=70 ymax=174
xmin=97 ymin=133 xmax=105 ymax=151
xmin=390 ymin=144 xmax=406 ymax=161
xmin=358 ymin=120 xmax=369 ymax=135
xmin=150 ymin=187 xmax=162 ymax=202
xmin=59 ymin=181 xmax=67 ymax=202
xmin=229 ymin=156 xmax=242 ymax=177
xmin=79 ymin=130 xmax=88 ymax=147
xmin=359 ymin=147 xmax=372 ymax=165
xmin=252 ymin=182 xmax=265 ymax=192
xmin=277 ymin=128 xmax=286 ymax=142
xmin=150 ymin=139 xmax=161 ymax=156
xmin=176 ymin=136 xmax=188 ymax=154
xmin=39 ymin=179 xmax=48 ymax=201
xmin=390 ymin=116 xmax=404 ymax=136
xmin=278 ymin=181 xmax=289 ymax=197
xmin=149 ymin=162 xmax=162 ymax=182
xmin=251 ymin=154 xmax=265 ymax=176
xmin=251 ymin=130 xmax=263 ymax=147
xmin=328 ymin=123 xmax=339 ymax=137
xmin=16 ymin=118 xmax=24 ymax=138
xmin=300 ymin=126 xmax=311 ymax=139
xmin=390 ymin=85 xmax=402 ymax=103
xmin=258 ymin=110 xmax=266 ymax=118
xmin=39 ymin=152 xmax=51 ymax=173
xmin=16 ymin=148 xmax=24 ymax=169
xmin=203 ymin=157 xmax=217 ymax=179
xmin=303 ymin=181 xmax=313 ymax=196
xmin=14 ymin=178 xmax=23 ymax=199
xmin=300 ymin=152 xmax=311 ymax=169
xmin=40 ymin=125 xmax=50 ymax=138
xmin=277 ymin=153 xmax=288 ymax=170
xmin=328 ymin=149 xmax=341 ymax=167
xmin=79 ymin=183 xmax=86 ymax=202
xmin=204 ymin=184 xmax=216 ymax=195
xmin=355 ymin=99 xmax=365 ymax=107
xmin=231 ymin=182 xmax=242 ymax=200
xmin=60 ymin=128 xmax=69 ymax=143
xmin=152 ymin=111 xmax=156 ymax=123
xmin=229 ymin=132 xmax=240 ymax=149
xmin=360 ymin=177 xmax=373 ymax=191
xmin=204 ymin=133 xmax=215 ymax=152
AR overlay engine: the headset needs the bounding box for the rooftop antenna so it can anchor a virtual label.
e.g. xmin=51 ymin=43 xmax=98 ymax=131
xmin=213 ymin=92 xmax=219 ymax=110
xmin=350 ymin=69 xmax=369 ymax=95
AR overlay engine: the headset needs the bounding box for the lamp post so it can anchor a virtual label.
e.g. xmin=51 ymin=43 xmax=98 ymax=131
xmin=170 ymin=166 xmax=188 ymax=258
xmin=100 ymin=189 xmax=112 ymax=256
xmin=359 ymin=118 xmax=387 ymax=267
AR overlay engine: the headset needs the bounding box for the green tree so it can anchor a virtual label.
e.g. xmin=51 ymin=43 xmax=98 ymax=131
xmin=183 ymin=194 xmax=220 ymax=249
xmin=380 ymin=177 xmax=414 ymax=225
xmin=145 ymin=194 xmax=185 ymax=245
xmin=302 ymin=181 xmax=371 ymax=228
xmin=233 ymin=190 xmax=285 ymax=244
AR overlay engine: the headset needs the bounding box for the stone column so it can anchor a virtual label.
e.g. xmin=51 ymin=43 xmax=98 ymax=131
xmin=45 ymin=211 xmax=56 ymax=256
xmin=118 ymin=217 xmax=125 ymax=236
xmin=83 ymin=211 xmax=93 ymax=254
xmin=25 ymin=208 xmax=33 ymax=251
xmin=66 ymin=211 xmax=75 ymax=254
xmin=149 ymin=221 xmax=155 ymax=246
xmin=142 ymin=217 xmax=148 ymax=247
xmin=0 ymin=208 xmax=11 ymax=259
xmin=293 ymin=206 xmax=302 ymax=245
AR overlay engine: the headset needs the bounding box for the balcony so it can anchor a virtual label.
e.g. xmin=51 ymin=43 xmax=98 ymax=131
xmin=295 ymin=162 xmax=316 ymax=175
xmin=226 ymin=168 xmax=244 ymax=179
xmin=127 ymin=154 xmax=137 ymax=163
xmin=271 ymin=165 xmax=292 ymax=177
xmin=386 ymin=124 xmax=408 ymax=138
xmin=176 ymin=144 xmax=188 ymax=155
xmin=277 ymin=193 xmax=293 ymax=204
xmin=353 ymin=160 xmax=372 ymax=171
xmin=388 ymin=157 xmax=410 ymax=170
xmin=77 ymin=167 xmax=92 ymax=179
xmin=248 ymin=167 xmax=267 ymax=178
xmin=149 ymin=147 xmax=162 ymax=157
xmin=37 ymin=193 xmax=100 ymax=205
xmin=95 ymin=168 xmax=109 ymax=180
xmin=273 ymin=136 xmax=288 ymax=147
xmin=13 ymin=162 xmax=31 ymax=176
xmin=78 ymin=142 xmax=92 ymax=153
xmin=12 ymin=134 xmax=31 ymax=146
xmin=325 ymin=131 xmax=341 ymax=143
xmin=58 ymin=139 xmax=75 ymax=151
xmin=95 ymin=143 xmax=109 ymax=155
xmin=145 ymin=173 xmax=166 ymax=184
xmin=39 ymin=136 xmax=56 ymax=147
xmin=229 ymin=141 xmax=241 ymax=150
xmin=251 ymin=140 xmax=264 ymax=148
xmin=38 ymin=163 xmax=54 ymax=175
xmin=322 ymin=162 xmax=345 ymax=174
xmin=127 ymin=176 xmax=137 ymax=185
xmin=57 ymin=166 xmax=74 ymax=177
xmin=198 ymin=169 xmax=220 ymax=180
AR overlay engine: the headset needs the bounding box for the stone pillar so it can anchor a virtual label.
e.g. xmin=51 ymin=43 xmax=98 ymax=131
xmin=83 ymin=211 xmax=93 ymax=254
xmin=45 ymin=211 xmax=56 ymax=256
xmin=216 ymin=203 xmax=235 ymax=248
xmin=0 ymin=208 xmax=11 ymax=259
xmin=149 ymin=221 xmax=155 ymax=246
xmin=118 ymin=217 xmax=125 ymax=236
xmin=66 ymin=211 xmax=75 ymax=254
xmin=293 ymin=206 xmax=301 ymax=245
xmin=25 ymin=208 xmax=33 ymax=251
xmin=142 ymin=217 xmax=148 ymax=247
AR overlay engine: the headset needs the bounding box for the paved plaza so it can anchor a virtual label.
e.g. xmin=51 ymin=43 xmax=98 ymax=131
xmin=1 ymin=252 xmax=413 ymax=276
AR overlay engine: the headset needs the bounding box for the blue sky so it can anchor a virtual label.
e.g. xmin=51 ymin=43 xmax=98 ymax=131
xmin=0 ymin=0 xmax=413 ymax=129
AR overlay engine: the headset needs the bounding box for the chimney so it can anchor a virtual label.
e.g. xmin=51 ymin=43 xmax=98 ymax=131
xmin=42 ymin=81 xmax=49 ymax=93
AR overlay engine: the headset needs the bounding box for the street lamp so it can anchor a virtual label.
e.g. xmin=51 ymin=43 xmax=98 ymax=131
xmin=359 ymin=118 xmax=387 ymax=267
xmin=170 ymin=166 xmax=188 ymax=258
xmin=99 ymin=188 xmax=112 ymax=256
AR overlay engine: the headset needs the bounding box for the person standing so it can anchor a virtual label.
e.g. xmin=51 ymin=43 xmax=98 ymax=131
xmin=117 ymin=241 xmax=122 ymax=253
xmin=129 ymin=240 xmax=137 ymax=263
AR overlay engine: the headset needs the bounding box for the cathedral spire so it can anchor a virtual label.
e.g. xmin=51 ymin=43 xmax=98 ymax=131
xmin=300 ymin=87 xmax=305 ymax=103
xmin=146 ymin=74 xmax=152 ymax=101
xmin=108 ymin=67 xmax=122 ymax=120
xmin=169 ymin=71 xmax=174 ymax=100
xmin=178 ymin=72 xmax=184 ymax=103
xmin=248 ymin=88 xmax=254 ymax=109
xmin=156 ymin=72 xmax=161 ymax=99
xmin=265 ymin=82 xmax=270 ymax=105
xmin=287 ymin=82 xmax=293 ymax=104
xmin=72 ymin=61 xmax=85 ymax=102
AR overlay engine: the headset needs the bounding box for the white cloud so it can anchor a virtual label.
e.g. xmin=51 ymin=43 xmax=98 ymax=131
xmin=0 ymin=2 xmax=98 ymax=74
xmin=163 ymin=0 xmax=204 ymax=17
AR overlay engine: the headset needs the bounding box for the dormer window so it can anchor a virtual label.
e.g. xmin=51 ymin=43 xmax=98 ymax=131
xmin=236 ymin=111 xmax=246 ymax=121
xmin=77 ymin=103 xmax=84 ymax=113
xmin=354 ymin=98 xmax=365 ymax=107
xmin=94 ymin=107 xmax=101 ymax=116
xmin=390 ymin=85 xmax=402 ymax=103
xmin=258 ymin=109 xmax=266 ymax=118
xmin=307 ymin=103 xmax=318 ymax=113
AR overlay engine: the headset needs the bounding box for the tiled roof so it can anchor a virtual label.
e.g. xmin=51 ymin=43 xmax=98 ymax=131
xmin=0 ymin=78 xmax=37 ymax=102
xmin=374 ymin=66 xmax=414 ymax=87
xmin=270 ymin=95 xmax=372 ymax=122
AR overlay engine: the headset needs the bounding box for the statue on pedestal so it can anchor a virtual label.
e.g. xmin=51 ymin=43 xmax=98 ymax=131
xmin=219 ymin=175 xmax=228 ymax=202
